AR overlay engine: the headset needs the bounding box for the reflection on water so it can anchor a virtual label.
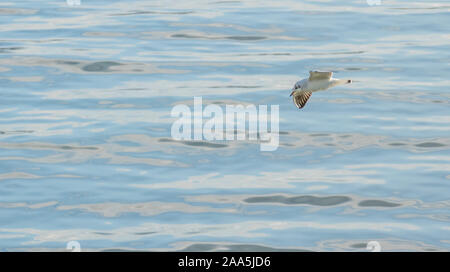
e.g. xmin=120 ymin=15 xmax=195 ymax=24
xmin=0 ymin=0 xmax=449 ymax=251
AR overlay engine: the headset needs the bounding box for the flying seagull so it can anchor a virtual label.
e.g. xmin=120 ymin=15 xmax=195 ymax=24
xmin=290 ymin=71 xmax=352 ymax=109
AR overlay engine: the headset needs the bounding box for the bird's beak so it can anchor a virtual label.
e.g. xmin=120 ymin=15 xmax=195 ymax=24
xmin=290 ymin=91 xmax=295 ymax=97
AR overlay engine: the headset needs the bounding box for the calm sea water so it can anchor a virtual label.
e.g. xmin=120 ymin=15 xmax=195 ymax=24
xmin=0 ymin=0 xmax=449 ymax=251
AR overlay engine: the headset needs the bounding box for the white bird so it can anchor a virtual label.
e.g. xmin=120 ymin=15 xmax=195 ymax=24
xmin=290 ymin=71 xmax=352 ymax=109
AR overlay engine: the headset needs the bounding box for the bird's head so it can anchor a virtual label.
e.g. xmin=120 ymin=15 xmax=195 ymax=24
xmin=347 ymin=79 xmax=352 ymax=84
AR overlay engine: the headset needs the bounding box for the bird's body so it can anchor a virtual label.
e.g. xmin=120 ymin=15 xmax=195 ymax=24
xmin=290 ymin=71 xmax=352 ymax=109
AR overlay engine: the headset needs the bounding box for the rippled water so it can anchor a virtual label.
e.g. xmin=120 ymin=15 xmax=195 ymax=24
xmin=0 ymin=0 xmax=449 ymax=251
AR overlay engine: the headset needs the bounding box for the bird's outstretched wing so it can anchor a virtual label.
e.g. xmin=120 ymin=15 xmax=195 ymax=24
xmin=292 ymin=90 xmax=312 ymax=109
xmin=309 ymin=71 xmax=332 ymax=81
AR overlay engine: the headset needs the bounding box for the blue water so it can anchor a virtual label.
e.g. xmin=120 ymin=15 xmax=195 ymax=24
xmin=0 ymin=0 xmax=449 ymax=251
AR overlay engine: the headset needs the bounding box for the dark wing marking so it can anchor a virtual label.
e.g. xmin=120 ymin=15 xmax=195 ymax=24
xmin=292 ymin=91 xmax=312 ymax=109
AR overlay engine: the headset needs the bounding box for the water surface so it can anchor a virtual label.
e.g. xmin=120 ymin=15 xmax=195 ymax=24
xmin=0 ymin=0 xmax=449 ymax=251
